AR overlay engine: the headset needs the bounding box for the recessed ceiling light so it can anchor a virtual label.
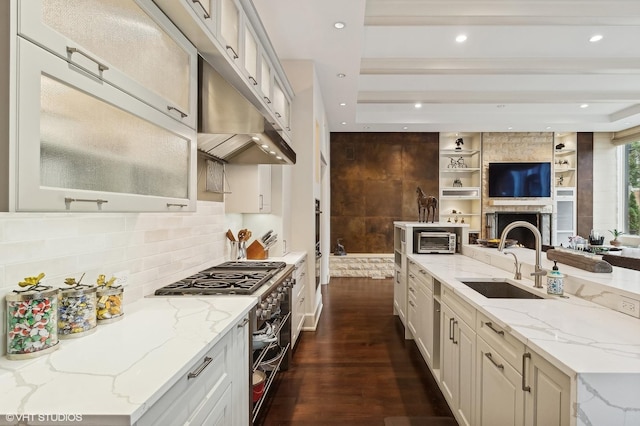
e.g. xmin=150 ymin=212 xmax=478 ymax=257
xmin=403 ymin=126 xmax=408 ymax=130
xmin=414 ymin=103 xmax=422 ymax=109
xmin=251 ymin=136 xmax=260 ymax=141
xmin=546 ymin=126 xmax=552 ymax=130
xmin=337 ymin=73 xmax=346 ymax=78
xmin=508 ymin=127 xmax=513 ymax=130
xmin=580 ymin=103 xmax=589 ymax=108
xmin=341 ymin=121 xmax=347 ymax=125
xmin=589 ymin=34 xmax=603 ymax=43
xmin=456 ymin=34 xmax=467 ymax=43
xmin=276 ymin=155 xmax=282 ymax=160
xmin=334 ymin=22 xmax=346 ymax=29
xmin=261 ymin=144 xmax=269 ymax=149
xmin=269 ymin=151 xmax=276 ymax=155
xmin=339 ymin=102 xmax=346 ymax=107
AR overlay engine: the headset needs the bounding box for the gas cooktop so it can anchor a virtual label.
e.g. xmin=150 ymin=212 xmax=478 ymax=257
xmin=154 ymin=261 xmax=287 ymax=296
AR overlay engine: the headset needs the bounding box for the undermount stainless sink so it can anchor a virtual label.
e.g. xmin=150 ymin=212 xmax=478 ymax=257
xmin=458 ymin=278 xmax=545 ymax=299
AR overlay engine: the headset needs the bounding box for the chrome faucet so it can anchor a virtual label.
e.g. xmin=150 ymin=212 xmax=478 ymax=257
xmin=504 ymin=251 xmax=522 ymax=280
xmin=498 ymin=221 xmax=546 ymax=288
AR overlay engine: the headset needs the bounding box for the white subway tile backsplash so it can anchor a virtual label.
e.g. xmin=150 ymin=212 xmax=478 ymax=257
xmin=0 ymin=202 xmax=229 ymax=356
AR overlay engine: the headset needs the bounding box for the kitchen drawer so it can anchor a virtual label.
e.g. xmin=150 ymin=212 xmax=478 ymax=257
xmin=138 ymin=330 xmax=233 ymax=426
xmin=442 ymin=286 xmax=476 ymax=329
xmin=476 ymin=312 xmax=524 ymax=370
xmin=408 ymin=260 xmax=433 ymax=291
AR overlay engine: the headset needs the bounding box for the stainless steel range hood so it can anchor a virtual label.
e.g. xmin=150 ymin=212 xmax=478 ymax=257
xmin=197 ymin=56 xmax=296 ymax=165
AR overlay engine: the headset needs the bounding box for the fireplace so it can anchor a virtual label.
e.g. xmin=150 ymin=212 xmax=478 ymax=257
xmin=486 ymin=212 xmax=551 ymax=249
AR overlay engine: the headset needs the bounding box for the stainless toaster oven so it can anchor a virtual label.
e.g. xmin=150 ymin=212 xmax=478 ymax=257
xmin=414 ymin=231 xmax=456 ymax=254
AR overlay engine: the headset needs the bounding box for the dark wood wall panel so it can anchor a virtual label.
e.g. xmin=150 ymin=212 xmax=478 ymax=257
xmin=330 ymin=132 xmax=439 ymax=253
xmin=577 ymin=132 xmax=594 ymax=237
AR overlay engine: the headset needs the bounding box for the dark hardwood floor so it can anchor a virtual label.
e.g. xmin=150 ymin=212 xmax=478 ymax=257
xmin=257 ymin=277 xmax=454 ymax=426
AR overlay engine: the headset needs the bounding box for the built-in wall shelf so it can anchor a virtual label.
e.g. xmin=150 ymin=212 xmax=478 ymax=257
xmin=440 ymin=149 xmax=480 ymax=156
xmin=441 ymin=188 xmax=480 ymax=198
xmin=440 ymin=168 xmax=481 ymax=173
xmin=555 ymin=149 xmax=576 ymax=157
xmin=490 ymin=199 xmax=552 ymax=206
xmin=555 ymin=167 xmax=576 ymax=173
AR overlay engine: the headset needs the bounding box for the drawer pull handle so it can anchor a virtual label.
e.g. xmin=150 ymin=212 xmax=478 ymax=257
xmin=485 ymin=322 xmax=505 ymax=336
xmin=485 ymin=352 xmax=504 ymax=370
xmin=167 ymin=203 xmax=187 ymax=208
xmin=522 ymin=352 xmax=531 ymax=392
xmin=249 ymin=76 xmax=258 ymax=86
xmin=66 ymin=47 xmax=109 ymax=72
xmin=191 ymin=0 xmax=211 ymax=19
xmin=167 ymin=105 xmax=188 ymax=118
xmin=188 ymin=356 xmax=212 ymax=379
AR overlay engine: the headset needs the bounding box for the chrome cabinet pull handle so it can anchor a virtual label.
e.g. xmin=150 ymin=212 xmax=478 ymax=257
xmin=452 ymin=320 xmax=458 ymax=344
xmin=188 ymin=356 xmax=212 ymax=379
xmin=249 ymin=76 xmax=258 ymax=86
xmin=167 ymin=203 xmax=187 ymax=208
xmin=66 ymin=47 xmax=109 ymax=71
xmin=226 ymin=45 xmax=239 ymax=59
xmin=259 ymin=194 xmax=264 ymax=209
xmin=449 ymin=318 xmax=454 ymax=341
xmin=485 ymin=352 xmax=504 ymax=370
xmin=167 ymin=105 xmax=188 ymax=118
xmin=191 ymin=0 xmax=211 ymax=19
xmin=522 ymin=352 xmax=531 ymax=392
xmin=275 ymin=111 xmax=282 ymax=118
xmin=264 ymin=96 xmax=272 ymax=104
xmin=65 ymin=198 xmax=108 ymax=208
xmin=485 ymin=321 xmax=505 ymax=336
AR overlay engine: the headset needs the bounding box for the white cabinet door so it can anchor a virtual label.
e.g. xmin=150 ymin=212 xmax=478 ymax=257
xmin=242 ymin=23 xmax=259 ymax=88
xmin=393 ymin=267 xmax=406 ymax=325
xmin=272 ymin=77 xmax=291 ymax=131
xmin=224 ymin=164 xmax=272 ymax=213
xmin=524 ymin=350 xmax=571 ymax=426
xmin=16 ymin=39 xmax=196 ymax=212
xmin=259 ymin=53 xmax=273 ymax=105
xmin=417 ymin=283 xmax=434 ymax=367
xmin=476 ymin=336 xmax=524 ymax=426
xmin=407 ymin=278 xmax=418 ymax=339
xmin=292 ymin=256 xmax=307 ymax=347
xmin=441 ymin=300 xmax=475 ymax=426
xmin=19 ymin=0 xmax=197 ymax=129
xmin=218 ymin=0 xmax=241 ymax=62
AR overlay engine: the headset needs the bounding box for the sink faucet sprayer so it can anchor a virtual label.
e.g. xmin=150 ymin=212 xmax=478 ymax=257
xmin=504 ymin=251 xmax=522 ymax=280
xmin=498 ymin=221 xmax=546 ymax=288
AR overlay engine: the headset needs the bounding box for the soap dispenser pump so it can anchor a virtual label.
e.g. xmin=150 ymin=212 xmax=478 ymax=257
xmin=547 ymin=261 xmax=564 ymax=295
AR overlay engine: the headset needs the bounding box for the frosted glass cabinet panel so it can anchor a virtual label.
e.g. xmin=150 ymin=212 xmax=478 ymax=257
xmin=219 ymin=0 xmax=240 ymax=61
xmin=18 ymin=0 xmax=197 ymax=128
xmin=16 ymin=39 xmax=196 ymax=212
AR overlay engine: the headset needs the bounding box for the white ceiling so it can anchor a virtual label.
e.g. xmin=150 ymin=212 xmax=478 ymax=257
xmin=252 ymin=0 xmax=640 ymax=134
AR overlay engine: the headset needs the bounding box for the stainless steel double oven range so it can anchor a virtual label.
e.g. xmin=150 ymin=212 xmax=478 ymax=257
xmin=154 ymin=260 xmax=295 ymax=424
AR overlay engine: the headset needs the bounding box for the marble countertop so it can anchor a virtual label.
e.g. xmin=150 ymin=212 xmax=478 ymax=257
xmin=408 ymin=250 xmax=640 ymax=377
xmin=0 ymin=296 xmax=256 ymax=423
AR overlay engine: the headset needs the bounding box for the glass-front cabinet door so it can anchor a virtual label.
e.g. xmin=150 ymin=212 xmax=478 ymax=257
xmin=219 ymin=0 xmax=241 ymax=62
xmin=243 ymin=23 xmax=259 ymax=88
xmin=16 ymin=39 xmax=196 ymax=212
xmin=18 ymin=0 xmax=197 ymax=129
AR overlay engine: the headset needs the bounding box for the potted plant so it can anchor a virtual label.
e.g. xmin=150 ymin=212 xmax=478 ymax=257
xmin=609 ymin=229 xmax=624 ymax=247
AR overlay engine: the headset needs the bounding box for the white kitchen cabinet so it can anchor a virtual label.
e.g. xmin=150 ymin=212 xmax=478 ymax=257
xmin=18 ymin=0 xmax=198 ymax=129
xmin=137 ymin=314 xmax=249 ymax=426
xmin=476 ymin=336 xmax=524 ymax=426
xmin=408 ymin=260 xmax=435 ymax=367
xmin=224 ymin=164 xmax=272 ymax=213
xmin=393 ymin=225 xmax=407 ymax=326
xmin=259 ymin=53 xmax=274 ymax=106
xmin=524 ymin=349 xmax=571 ymax=426
xmin=219 ymin=0 xmax=241 ymax=63
xmin=272 ymin=76 xmax=291 ymax=132
xmin=242 ymin=21 xmax=260 ymax=88
xmin=292 ymin=255 xmax=307 ymax=348
xmin=441 ymin=288 xmax=476 ymax=426
xmin=15 ymin=38 xmax=196 ymax=212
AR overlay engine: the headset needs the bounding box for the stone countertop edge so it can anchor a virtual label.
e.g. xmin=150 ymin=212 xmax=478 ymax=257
xmin=0 ymin=296 xmax=257 ymax=423
xmin=407 ymin=250 xmax=640 ymax=378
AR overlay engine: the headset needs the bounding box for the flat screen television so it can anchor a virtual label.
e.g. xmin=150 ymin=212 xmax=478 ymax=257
xmin=488 ymin=162 xmax=551 ymax=197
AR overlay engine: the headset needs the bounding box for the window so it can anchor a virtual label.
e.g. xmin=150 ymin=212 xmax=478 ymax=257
xmin=624 ymin=141 xmax=640 ymax=235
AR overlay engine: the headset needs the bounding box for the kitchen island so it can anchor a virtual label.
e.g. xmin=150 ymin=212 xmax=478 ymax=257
xmin=0 ymin=296 xmax=256 ymax=425
xmin=406 ymin=247 xmax=640 ymax=426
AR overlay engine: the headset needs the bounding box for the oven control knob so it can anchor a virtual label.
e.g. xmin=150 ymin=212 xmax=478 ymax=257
xmin=260 ymin=301 xmax=270 ymax=310
xmin=277 ymin=292 xmax=285 ymax=301
xmin=261 ymin=309 xmax=271 ymax=320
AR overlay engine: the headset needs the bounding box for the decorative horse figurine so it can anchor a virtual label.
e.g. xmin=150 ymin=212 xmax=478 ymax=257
xmin=416 ymin=187 xmax=438 ymax=223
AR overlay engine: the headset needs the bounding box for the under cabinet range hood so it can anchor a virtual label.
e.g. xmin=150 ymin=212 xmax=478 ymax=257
xmin=197 ymin=57 xmax=296 ymax=165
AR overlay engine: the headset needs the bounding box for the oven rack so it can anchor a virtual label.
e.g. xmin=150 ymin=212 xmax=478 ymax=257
xmin=252 ymin=312 xmax=290 ymax=370
xmin=252 ymin=341 xmax=291 ymax=423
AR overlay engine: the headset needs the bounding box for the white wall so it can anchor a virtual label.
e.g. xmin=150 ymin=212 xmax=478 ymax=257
xmin=0 ymin=201 xmax=228 ymax=355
